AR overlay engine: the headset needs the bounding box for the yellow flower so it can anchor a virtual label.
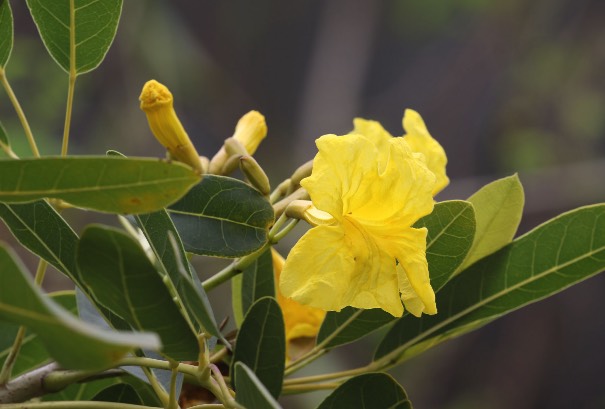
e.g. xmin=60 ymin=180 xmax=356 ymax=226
xmin=280 ymin=132 xmax=438 ymax=317
xmin=233 ymin=111 xmax=267 ymax=155
xmin=139 ymin=80 xmax=203 ymax=173
xmin=273 ymin=249 xmax=326 ymax=342
xmin=352 ymin=109 xmax=449 ymax=195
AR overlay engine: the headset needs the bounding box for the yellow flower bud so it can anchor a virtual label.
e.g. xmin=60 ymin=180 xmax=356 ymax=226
xmin=139 ymin=80 xmax=203 ymax=173
xmin=233 ymin=111 xmax=267 ymax=155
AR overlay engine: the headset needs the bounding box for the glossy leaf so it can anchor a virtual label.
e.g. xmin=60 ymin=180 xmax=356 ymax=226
xmin=459 ymin=174 xmax=524 ymax=271
xmin=234 ymin=362 xmax=281 ymax=409
xmin=26 ymin=0 xmax=122 ymax=74
xmin=0 ymin=0 xmax=12 ymax=68
xmin=374 ymin=204 xmax=605 ymax=364
xmin=232 ymin=297 xmax=285 ymax=399
xmin=0 ymin=292 xmax=75 ymax=377
xmin=77 ymin=225 xmax=199 ymax=361
xmin=0 ymin=157 xmax=201 ymax=214
xmin=168 ymin=175 xmax=274 ymax=257
xmin=0 ymin=245 xmax=160 ymax=370
xmin=316 ymin=373 xmax=411 ymax=409
xmin=241 ymin=248 xmax=275 ymax=315
xmin=317 ymin=201 xmax=475 ymax=349
xmin=0 ymin=201 xmax=82 ymax=286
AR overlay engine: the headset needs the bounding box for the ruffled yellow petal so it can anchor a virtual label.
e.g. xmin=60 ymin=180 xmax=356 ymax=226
xmin=280 ymin=222 xmax=403 ymax=317
xmin=272 ymin=249 xmax=326 ymax=342
xmin=381 ymin=227 xmax=437 ymax=315
xmin=351 ymin=136 xmax=435 ymax=229
xmin=300 ymin=134 xmax=378 ymax=220
xmin=402 ymin=109 xmax=449 ymax=195
xmin=397 ymin=264 xmax=426 ymax=317
xmin=352 ymin=118 xmax=392 ymax=172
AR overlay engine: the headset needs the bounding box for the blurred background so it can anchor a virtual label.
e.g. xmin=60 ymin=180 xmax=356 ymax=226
xmin=2 ymin=1 xmax=605 ymax=408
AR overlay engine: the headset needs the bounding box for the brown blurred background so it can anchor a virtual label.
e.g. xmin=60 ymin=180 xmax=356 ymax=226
xmin=2 ymin=1 xmax=605 ymax=408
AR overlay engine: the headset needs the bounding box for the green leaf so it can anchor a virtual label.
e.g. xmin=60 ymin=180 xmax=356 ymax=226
xmin=0 ymin=157 xmax=200 ymax=214
xmin=92 ymin=383 xmax=143 ymax=405
xmin=241 ymin=249 xmax=275 ymax=315
xmin=316 ymin=373 xmax=411 ymax=409
xmin=0 ymin=244 xmax=160 ymax=370
xmin=43 ymin=378 xmax=119 ymax=402
xmin=317 ymin=201 xmax=475 ymax=349
xmin=0 ymin=291 xmax=75 ymax=377
xmin=77 ymin=225 xmax=199 ymax=361
xmin=374 ymin=204 xmax=605 ymax=364
xmin=234 ymin=362 xmax=282 ymax=409
xmin=232 ymin=274 xmax=244 ymax=328
xmin=458 ymin=174 xmax=524 ymax=271
xmin=26 ymin=0 xmax=122 ymax=74
xmin=232 ymin=297 xmax=285 ymax=399
xmin=0 ymin=0 xmax=13 ymax=68
xmin=168 ymin=175 xmax=274 ymax=258
xmin=0 ymin=201 xmax=82 ymax=286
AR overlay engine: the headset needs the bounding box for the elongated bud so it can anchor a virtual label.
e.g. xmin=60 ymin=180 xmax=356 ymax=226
xmin=285 ymin=200 xmax=336 ymax=226
xmin=209 ymin=111 xmax=268 ymax=175
xmin=139 ymin=80 xmax=203 ymax=173
xmin=290 ymin=159 xmax=313 ymax=190
xmin=233 ymin=111 xmax=267 ymax=155
xmin=240 ymin=155 xmax=271 ymax=196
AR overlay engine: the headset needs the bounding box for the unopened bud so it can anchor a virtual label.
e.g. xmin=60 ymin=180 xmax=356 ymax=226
xmin=285 ymin=200 xmax=336 ymax=226
xmin=290 ymin=160 xmax=314 ymax=190
xmin=139 ymin=80 xmax=203 ymax=173
xmin=240 ymin=156 xmax=271 ymax=196
xmin=224 ymin=137 xmax=248 ymax=157
xmin=233 ymin=111 xmax=267 ymax=155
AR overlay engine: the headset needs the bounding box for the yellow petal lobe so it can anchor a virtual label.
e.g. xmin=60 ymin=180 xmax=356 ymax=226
xmin=233 ymin=111 xmax=267 ymax=155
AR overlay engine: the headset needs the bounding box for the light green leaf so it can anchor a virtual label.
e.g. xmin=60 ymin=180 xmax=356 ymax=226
xmin=241 ymin=249 xmax=275 ymax=315
xmin=317 ymin=201 xmax=475 ymax=349
xmin=77 ymin=225 xmax=199 ymax=361
xmin=0 ymin=244 xmax=160 ymax=370
xmin=232 ymin=274 xmax=244 ymax=328
xmin=458 ymin=174 xmax=524 ymax=271
xmin=374 ymin=204 xmax=605 ymax=365
xmin=0 ymin=0 xmax=13 ymax=68
xmin=0 ymin=201 xmax=82 ymax=286
xmin=316 ymin=373 xmax=411 ymax=409
xmin=234 ymin=362 xmax=282 ymax=409
xmin=232 ymin=297 xmax=285 ymax=399
xmin=43 ymin=378 xmax=119 ymax=402
xmin=168 ymin=175 xmax=274 ymax=258
xmin=0 ymin=292 xmax=75 ymax=377
xmin=0 ymin=157 xmax=201 ymax=214
xmin=26 ymin=0 xmax=122 ymax=74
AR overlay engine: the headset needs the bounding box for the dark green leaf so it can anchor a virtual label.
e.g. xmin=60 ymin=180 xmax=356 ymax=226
xmin=241 ymin=249 xmax=275 ymax=315
xmin=0 ymin=245 xmax=160 ymax=370
xmin=0 ymin=292 xmax=75 ymax=377
xmin=316 ymin=373 xmax=411 ymax=409
xmin=0 ymin=0 xmax=13 ymax=68
xmin=168 ymin=175 xmax=274 ymax=257
xmin=0 ymin=201 xmax=82 ymax=286
xmin=317 ymin=201 xmax=475 ymax=349
xmin=374 ymin=204 xmax=605 ymax=364
xmin=26 ymin=0 xmax=122 ymax=74
xmin=92 ymin=383 xmax=143 ymax=405
xmin=232 ymin=297 xmax=285 ymax=399
xmin=77 ymin=225 xmax=199 ymax=361
xmin=0 ymin=157 xmax=201 ymax=214
xmin=234 ymin=362 xmax=281 ymax=409
xmin=459 ymin=174 xmax=524 ymax=271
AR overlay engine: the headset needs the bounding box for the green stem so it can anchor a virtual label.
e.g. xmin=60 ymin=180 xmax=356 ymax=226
xmin=0 ymin=260 xmax=48 ymax=384
xmin=202 ymin=244 xmax=268 ymax=292
xmin=167 ymin=361 xmax=179 ymax=409
xmin=283 ymin=349 xmax=326 ymax=377
xmin=0 ymin=139 xmax=18 ymax=159
xmin=0 ymin=403 xmax=161 ymax=409
xmin=61 ymin=0 xmax=77 ymax=157
xmin=209 ymin=365 xmax=243 ymax=409
xmin=141 ymin=366 xmax=169 ymax=408
xmin=188 ymin=405 xmax=225 ymax=409
xmin=284 ymin=364 xmax=377 ymax=386
xmin=282 ymin=382 xmax=340 ymax=394
xmin=118 ymin=357 xmax=197 ymax=377
xmin=0 ymin=69 xmax=40 ymax=157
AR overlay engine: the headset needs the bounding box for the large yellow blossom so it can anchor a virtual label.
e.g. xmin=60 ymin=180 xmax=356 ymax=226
xmin=280 ymin=129 xmax=438 ymax=317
